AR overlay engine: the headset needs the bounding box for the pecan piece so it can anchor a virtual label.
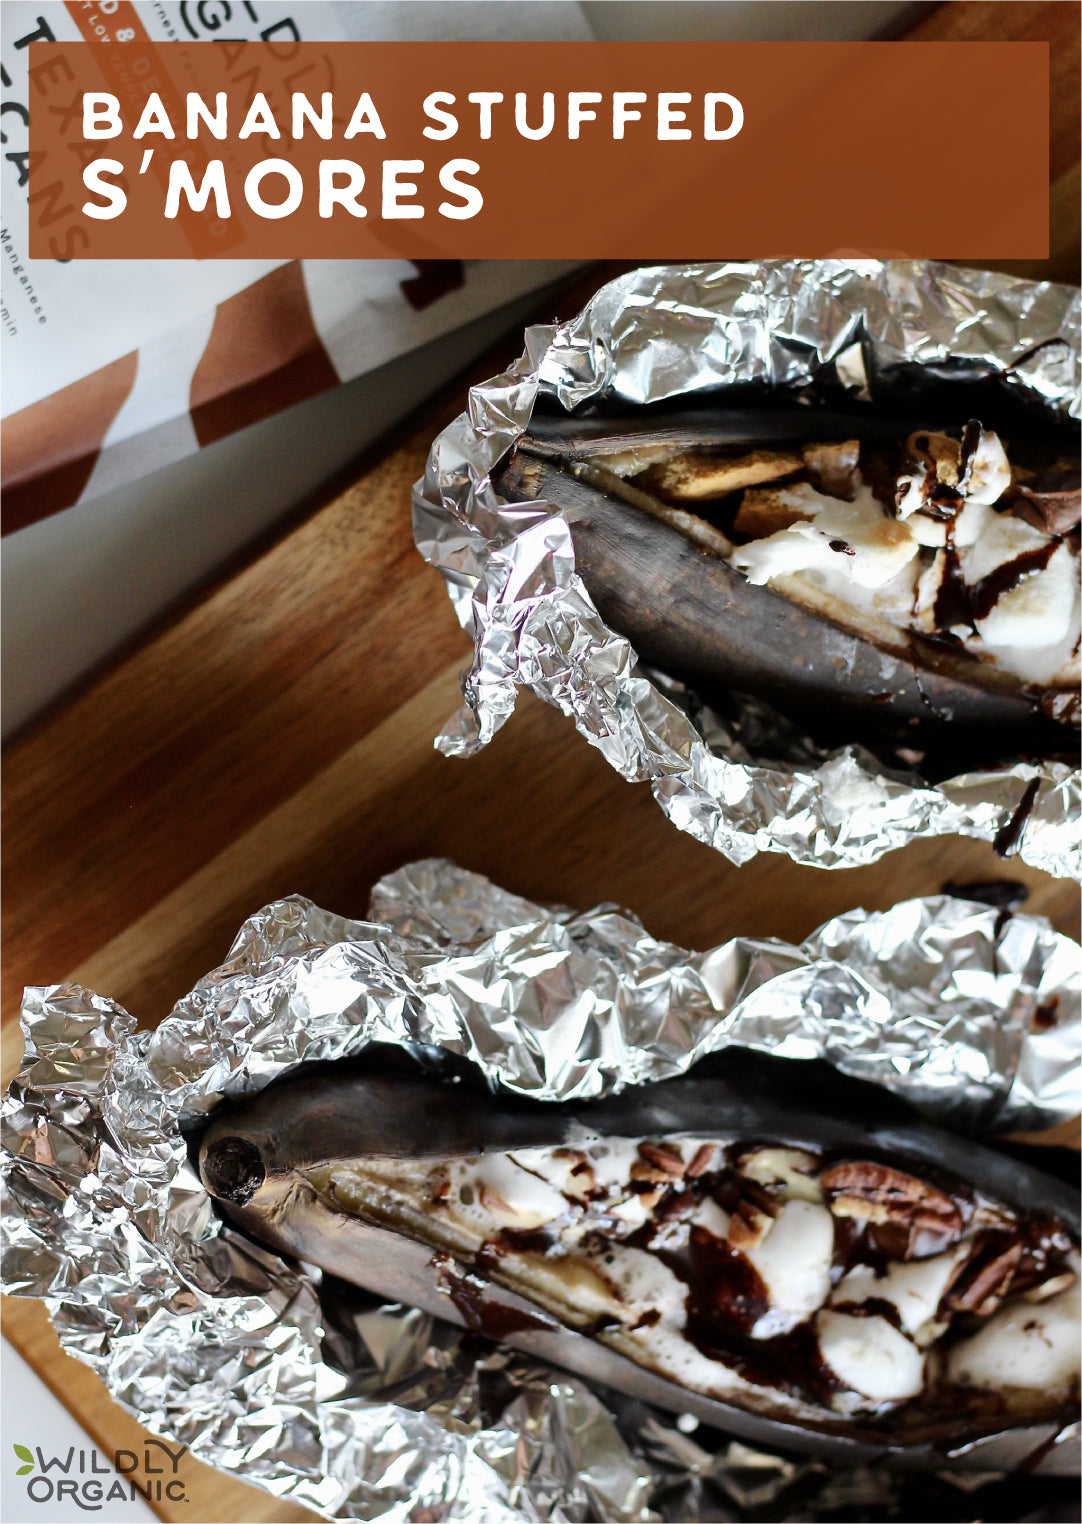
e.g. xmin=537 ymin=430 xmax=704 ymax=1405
xmin=686 ymin=1143 xmax=719 ymax=1178
xmin=944 ymin=1235 xmax=1023 ymax=1316
xmin=552 ymin=1147 xmax=595 ymax=1198
xmin=820 ymin=1161 xmax=964 ymax=1258
xmin=636 ymin=1141 xmax=687 ymax=1178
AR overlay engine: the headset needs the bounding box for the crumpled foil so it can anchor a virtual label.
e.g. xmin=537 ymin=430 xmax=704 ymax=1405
xmin=412 ymin=260 xmax=1082 ymax=879
xmin=2 ymin=859 xmax=1079 ymax=1521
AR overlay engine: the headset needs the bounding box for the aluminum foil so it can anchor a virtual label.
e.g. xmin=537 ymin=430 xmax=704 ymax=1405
xmin=412 ymin=260 xmax=1082 ymax=879
xmin=2 ymin=860 xmax=1079 ymax=1521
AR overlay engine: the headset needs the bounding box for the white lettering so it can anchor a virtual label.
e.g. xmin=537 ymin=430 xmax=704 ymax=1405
xmin=514 ymin=91 xmax=553 ymax=140
xmin=382 ymin=159 xmax=424 ymax=218
xmin=344 ymin=92 xmax=386 ymax=140
xmin=186 ymin=92 xmax=226 ymax=139
xmin=422 ymin=91 xmax=458 ymax=140
xmin=704 ymin=92 xmax=743 ymax=140
xmin=292 ymin=92 xmax=333 ymax=139
xmin=658 ymin=92 xmax=692 ymax=140
xmin=467 ymin=91 xmax=503 ymax=140
xmin=612 ymin=92 xmax=646 ymax=139
xmin=567 ymin=91 xmax=602 ymax=140
xmin=82 ymin=92 xmax=121 ymax=138
xmin=164 ymin=158 xmax=230 ymax=217
xmin=238 ymin=92 xmax=281 ymax=139
xmin=438 ymin=158 xmax=482 ymax=219
xmin=133 ymin=92 xmax=175 ymax=139
xmin=82 ymin=159 xmax=126 ymax=218
xmin=244 ymin=158 xmax=303 ymax=218
xmin=319 ymin=159 xmax=366 ymax=217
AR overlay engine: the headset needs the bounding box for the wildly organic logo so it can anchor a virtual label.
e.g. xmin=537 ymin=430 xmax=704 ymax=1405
xmin=13 ymin=1440 xmax=188 ymax=1510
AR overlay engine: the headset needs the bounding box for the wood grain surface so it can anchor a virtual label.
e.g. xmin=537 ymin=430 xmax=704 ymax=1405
xmin=3 ymin=6 xmax=1079 ymax=1522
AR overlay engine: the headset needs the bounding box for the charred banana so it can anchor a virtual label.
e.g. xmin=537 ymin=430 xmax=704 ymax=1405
xmin=198 ymin=1051 xmax=1080 ymax=1473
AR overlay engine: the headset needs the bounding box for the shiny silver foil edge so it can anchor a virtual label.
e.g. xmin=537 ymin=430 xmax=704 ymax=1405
xmin=2 ymin=860 xmax=1079 ymax=1522
xmin=412 ymin=260 xmax=1082 ymax=879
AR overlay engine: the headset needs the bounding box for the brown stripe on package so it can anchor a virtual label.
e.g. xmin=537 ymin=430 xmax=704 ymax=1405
xmin=1 ymin=350 xmax=139 ymax=536
xmin=189 ymin=262 xmax=339 ymax=448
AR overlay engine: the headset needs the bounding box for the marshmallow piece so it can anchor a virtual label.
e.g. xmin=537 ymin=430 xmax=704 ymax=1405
xmin=453 ymin=1155 xmax=566 ymax=1229
xmin=605 ymin=1244 xmax=689 ymax=1328
xmin=690 ymin=1197 xmax=731 ymax=1239
xmin=962 ymin=510 xmax=1076 ymax=653
xmin=817 ymin=1311 xmax=925 ymax=1404
xmin=905 ymin=497 xmax=993 ymax=549
xmin=962 ymin=428 xmax=1012 ymax=506
xmin=746 ymin=1200 xmax=835 ymax=1338
xmin=739 ymin=1147 xmax=823 ymax=1205
xmin=731 ymin=484 xmax=917 ymax=590
xmin=832 ymin=1251 xmax=962 ymax=1337
xmin=947 ymin=1265 xmax=1080 ymax=1397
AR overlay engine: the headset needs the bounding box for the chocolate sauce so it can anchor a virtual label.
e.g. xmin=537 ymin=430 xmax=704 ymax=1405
xmin=499 ymin=1226 xmax=559 ymax=1255
xmin=969 ymin=540 xmax=1058 ymax=621
xmin=941 ymin=878 xmax=1028 ymax=913
xmin=1031 ymin=996 xmax=1060 ymax=1032
xmin=931 ymin=542 xmax=974 ymax=638
xmin=932 ymin=537 xmax=1058 ymax=640
xmin=957 ymin=419 xmax=982 ymax=483
xmin=922 ymin=481 xmax=964 ymax=520
xmin=658 ymin=1225 xmax=770 ymax=1337
xmin=830 ymin=1295 xmax=904 ymax=1333
xmin=439 ymin=1256 xmax=554 ymax=1338
xmin=992 ymin=777 xmax=1040 ymax=858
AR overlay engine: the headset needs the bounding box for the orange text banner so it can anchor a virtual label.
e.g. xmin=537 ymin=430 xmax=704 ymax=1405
xmin=28 ymin=40 xmax=1048 ymax=259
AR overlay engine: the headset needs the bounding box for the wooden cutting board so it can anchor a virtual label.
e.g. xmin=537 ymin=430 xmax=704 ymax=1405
xmin=3 ymin=7 xmax=1078 ymax=1520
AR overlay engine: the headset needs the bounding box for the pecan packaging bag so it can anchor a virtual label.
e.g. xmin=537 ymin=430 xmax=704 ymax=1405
xmin=1 ymin=0 xmax=586 ymax=534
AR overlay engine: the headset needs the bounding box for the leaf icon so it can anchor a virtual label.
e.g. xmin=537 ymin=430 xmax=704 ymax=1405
xmin=13 ymin=1445 xmax=33 ymax=1465
xmin=17 ymin=1464 xmax=33 ymax=1476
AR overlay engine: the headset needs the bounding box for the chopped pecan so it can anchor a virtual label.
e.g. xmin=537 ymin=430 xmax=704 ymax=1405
xmin=637 ymin=1141 xmax=687 ymax=1178
xmin=944 ymin=1235 xmax=1023 ymax=1316
xmin=820 ymin=1161 xmax=964 ymax=1258
xmin=686 ymin=1143 xmax=720 ymax=1178
xmin=552 ymin=1147 xmax=595 ymax=1198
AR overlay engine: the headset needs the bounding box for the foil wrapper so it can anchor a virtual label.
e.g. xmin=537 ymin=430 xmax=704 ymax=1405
xmin=412 ymin=260 xmax=1082 ymax=879
xmin=2 ymin=860 xmax=1079 ymax=1521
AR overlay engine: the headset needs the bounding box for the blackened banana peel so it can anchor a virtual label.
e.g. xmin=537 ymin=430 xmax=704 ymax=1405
xmin=199 ymin=1051 xmax=1081 ymax=1474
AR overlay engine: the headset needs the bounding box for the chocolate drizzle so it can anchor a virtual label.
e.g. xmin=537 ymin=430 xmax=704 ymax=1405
xmin=957 ymin=419 xmax=983 ymax=484
xmin=993 ymin=778 xmax=1040 ymax=858
xmin=968 ymin=541 xmax=1058 ymax=621
xmin=931 ymin=537 xmax=1058 ymax=640
xmin=932 ymin=545 xmax=973 ymax=639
